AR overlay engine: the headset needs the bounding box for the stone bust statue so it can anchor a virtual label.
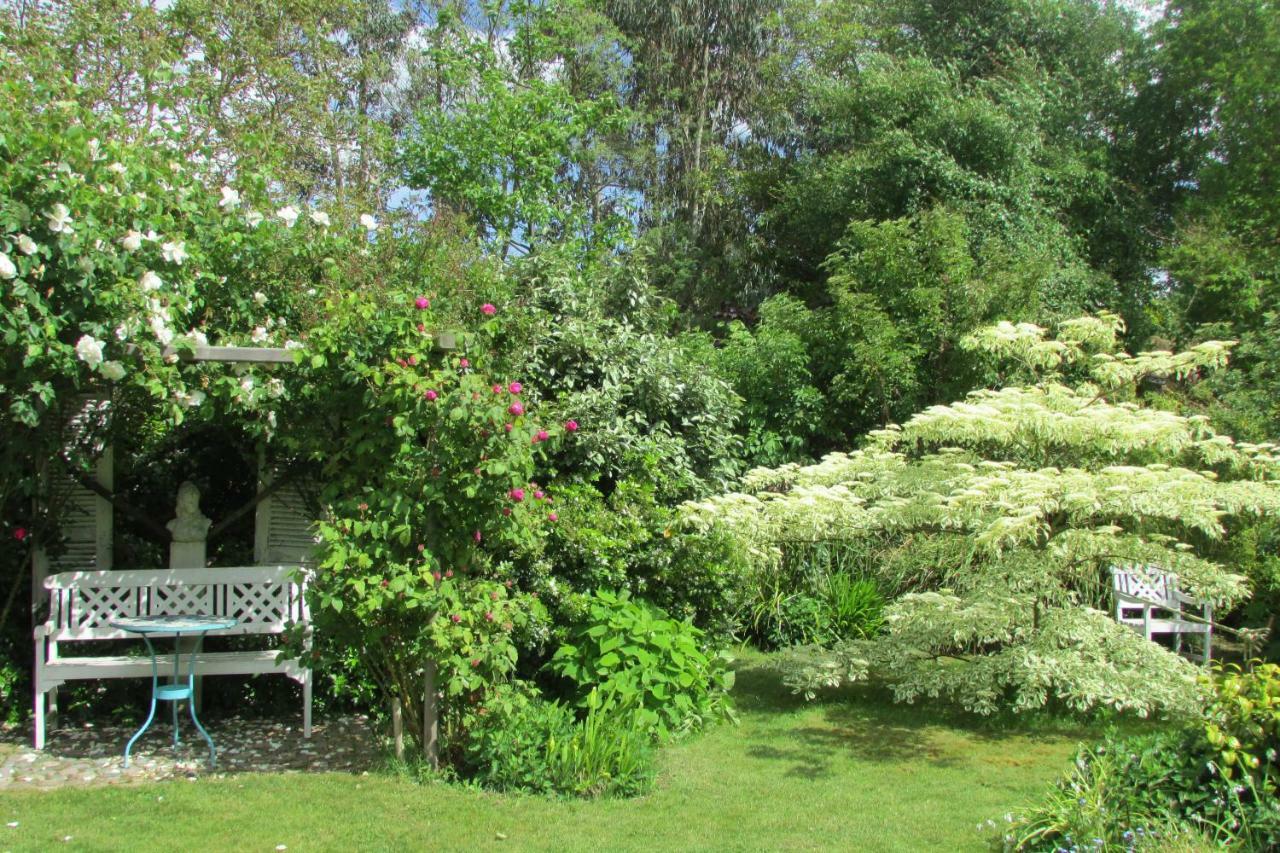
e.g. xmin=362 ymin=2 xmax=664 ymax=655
xmin=167 ymin=480 xmax=212 ymax=544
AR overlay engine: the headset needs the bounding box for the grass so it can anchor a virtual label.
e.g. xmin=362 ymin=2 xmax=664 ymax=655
xmin=0 ymin=649 xmax=1114 ymax=852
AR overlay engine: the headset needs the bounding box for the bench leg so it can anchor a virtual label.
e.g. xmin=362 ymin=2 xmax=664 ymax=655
xmin=48 ymin=686 xmax=59 ymax=731
xmin=303 ymin=671 xmax=312 ymax=738
xmin=33 ymin=689 xmax=45 ymax=750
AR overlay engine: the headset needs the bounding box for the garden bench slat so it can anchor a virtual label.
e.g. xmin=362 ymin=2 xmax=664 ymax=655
xmin=1111 ymin=564 xmax=1212 ymax=664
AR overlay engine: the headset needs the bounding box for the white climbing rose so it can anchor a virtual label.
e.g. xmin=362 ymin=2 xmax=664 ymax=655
xmin=245 ymin=210 xmax=264 ymax=227
xmin=75 ymin=334 xmax=105 ymax=368
xmin=46 ymin=204 xmax=74 ymax=235
xmin=139 ymin=270 xmax=163 ymax=292
xmin=219 ymin=186 xmax=241 ymax=209
xmin=309 ymin=210 xmax=331 ymax=228
xmin=99 ymin=361 xmax=126 ymax=381
xmin=276 ymin=206 xmax=299 ymax=227
xmin=161 ymin=241 xmax=188 ymax=265
xmin=120 ymin=231 xmax=143 ymax=253
xmin=0 ymin=253 xmax=15 ymax=279
xmin=253 ymin=291 xmax=267 ymax=306
xmin=16 ymin=235 xmax=37 ymax=255
xmin=360 ymin=213 xmax=378 ymax=231
xmin=251 ymin=326 xmax=269 ymax=343
xmin=107 ymin=162 xmax=127 ymax=175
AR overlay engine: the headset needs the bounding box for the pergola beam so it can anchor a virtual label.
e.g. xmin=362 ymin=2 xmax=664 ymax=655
xmin=163 ymin=332 xmax=458 ymax=364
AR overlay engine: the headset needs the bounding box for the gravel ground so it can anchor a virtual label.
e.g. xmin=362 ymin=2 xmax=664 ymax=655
xmin=0 ymin=714 xmax=379 ymax=790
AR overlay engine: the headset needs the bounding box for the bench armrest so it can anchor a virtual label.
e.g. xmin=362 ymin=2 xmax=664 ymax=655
xmin=33 ymin=622 xmax=54 ymax=640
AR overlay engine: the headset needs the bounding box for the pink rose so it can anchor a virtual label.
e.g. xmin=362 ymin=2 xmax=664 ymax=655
xmin=480 ymin=303 xmax=496 ymax=316
xmin=424 ymin=390 xmax=438 ymax=401
xmin=459 ymin=358 xmax=470 ymax=368
xmin=445 ymin=569 xmax=454 ymax=578
xmin=417 ymin=323 xmax=426 ymax=333
xmin=415 ymin=296 xmax=430 ymax=310
xmin=508 ymin=382 xmax=522 ymax=394
xmin=450 ymin=613 xmax=461 ymax=623
xmin=407 ymin=355 xmax=418 ymax=366
xmin=534 ymin=490 xmax=545 ymax=500
xmin=564 ymin=419 xmax=579 ymax=432
xmin=536 ymin=429 xmax=549 ymax=442
xmin=473 ymin=530 xmax=482 ymax=543
xmin=492 ymin=384 xmax=502 ymax=394
xmin=509 ymin=488 xmax=525 ymax=502
xmin=548 ymin=512 xmax=558 ymax=522
xmin=508 ymin=402 xmax=524 ymax=416
xmin=432 ymin=571 xmax=442 ymax=582
xmin=13 ymin=527 xmax=27 ymax=541
xmin=485 ymin=611 xmax=495 ymax=621
xmin=504 ymin=423 xmax=513 ymax=433
xmin=502 ymin=507 xmax=512 ymax=516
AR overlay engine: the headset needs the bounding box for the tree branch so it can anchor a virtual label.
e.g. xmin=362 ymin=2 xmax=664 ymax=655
xmin=57 ymin=453 xmax=172 ymax=542
xmin=207 ymin=465 xmax=300 ymax=542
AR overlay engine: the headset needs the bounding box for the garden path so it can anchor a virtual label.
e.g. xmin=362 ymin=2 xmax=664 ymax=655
xmin=0 ymin=715 xmax=376 ymax=790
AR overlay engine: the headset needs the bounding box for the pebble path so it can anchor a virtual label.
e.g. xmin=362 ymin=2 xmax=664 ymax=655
xmin=0 ymin=715 xmax=378 ymax=790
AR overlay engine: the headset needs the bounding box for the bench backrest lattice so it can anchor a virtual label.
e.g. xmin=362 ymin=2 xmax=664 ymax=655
xmin=1112 ymin=566 xmax=1176 ymax=609
xmin=45 ymin=566 xmax=307 ymax=642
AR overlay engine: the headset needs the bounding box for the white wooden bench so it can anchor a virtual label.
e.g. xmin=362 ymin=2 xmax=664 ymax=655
xmin=33 ymin=565 xmax=312 ymax=749
xmin=1111 ymin=565 xmax=1213 ymax=664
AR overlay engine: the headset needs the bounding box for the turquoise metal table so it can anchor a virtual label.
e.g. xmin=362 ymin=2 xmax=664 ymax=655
xmin=110 ymin=614 xmax=238 ymax=767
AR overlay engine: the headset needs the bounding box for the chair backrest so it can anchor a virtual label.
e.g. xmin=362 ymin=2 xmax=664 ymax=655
xmin=1111 ymin=564 xmax=1178 ymax=607
xmin=43 ymin=566 xmax=309 ymax=641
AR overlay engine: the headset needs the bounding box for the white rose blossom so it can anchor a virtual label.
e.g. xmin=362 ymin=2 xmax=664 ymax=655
xmin=219 ymin=186 xmax=241 ymax=209
xmin=309 ymin=210 xmax=331 ymax=228
xmin=251 ymin=326 xmax=269 ymax=344
xmin=359 ymin=214 xmax=378 ymax=232
xmin=240 ymin=376 xmax=255 ymax=393
xmin=17 ymin=235 xmax=37 ymax=255
xmin=253 ymin=291 xmax=267 ymax=306
xmin=139 ymin=270 xmax=163 ymax=292
xmin=0 ymin=253 xmax=15 ymax=279
xmin=266 ymin=411 xmax=277 ymax=429
xmin=161 ymin=241 xmax=188 ymax=265
xmin=100 ymin=361 xmax=126 ymax=381
xmin=245 ymin=211 xmax=264 ymax=227
xmin=107 ymin=162 xmax=127 ymax=176
xmin=46 ymin=204 xmax=74 ymax=235
xmin=114 ymin=323 xmax=130 ymax=341
xmin=120 ymin=231 xmax=143 ymax=253
xmin=75 ymin=334 xmax=105 ymax=368
xmin=276 ymin=206 xmax=299 ymax=227
xmin=150 ymin=315 xmax=174 ymax=346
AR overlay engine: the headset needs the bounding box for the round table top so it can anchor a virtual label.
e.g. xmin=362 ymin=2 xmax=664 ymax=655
xmin=110 ymin=614 xmax=239 ymax=634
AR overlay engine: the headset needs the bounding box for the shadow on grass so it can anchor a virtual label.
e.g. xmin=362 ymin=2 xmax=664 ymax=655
xmin=731 ymin=651 xmax=1137 ymax=779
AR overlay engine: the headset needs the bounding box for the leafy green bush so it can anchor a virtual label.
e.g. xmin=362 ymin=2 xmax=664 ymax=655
xmin=1006 ymin=665 xmax=1280 ymax=850
xmin=547 ymin=589 xmax=735 ymax=739
xmin=458 ymin=683 xmax=654 ymax=798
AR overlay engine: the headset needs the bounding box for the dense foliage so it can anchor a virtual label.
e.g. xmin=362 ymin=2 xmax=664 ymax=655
xmin=4 ymin=0 xmax=1280 ymax=807
xmin=1007 ymin=664 xmax=1280 ymax=850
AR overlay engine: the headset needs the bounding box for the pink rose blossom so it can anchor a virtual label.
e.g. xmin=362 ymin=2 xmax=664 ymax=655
xmin=485 ymin=611 xmax=495 ymax=621
xmin=432 ymin=571 xmax=442 ymax=582
xmin=548 ymin=512 xmax=558 ymax=522
xmin=415 ymin=296 xmax=430 ymax=310
xmin=445 ymin=569 xmax=454 ymax=578
xmin=536 ymin=429 xmax=549 ymax=442
xmin=508 ymin=402 xmax=524 ymax=416
xmin=508 ymin=382 xmax=522 ymax=394
xmin=459 ymin=358 xmax=470 ymax=368
xmin=417 ymin=323 xmax=426 ymax=333
xmin=450 ymin=614 xmax=461 ymax=624
xmin=509 ymin=488 xmax=525 ymax=502
xmin=13 ymin=527 xmax=27 ymax=541
xmin=424 ymin=390 xmax=438 ymax=401
xmin=564 ymin=419 xmax=579 ymax=432
xmin=504 ymin=422 xmax=513 ymax=433
xmin=407 ymin=355 xmax=418 ymax=366
xmin=534 ymin=490 xmax=545 ymax=500
xmin=502 ymin=507 xmax=512 ymax=516
xmin=492 ymin=384 xmax=502 ymax=394
xmin=473 ymin=530 xmax=482 ymax=542
xmin=480 ymin=303 xmax=496 ymax=316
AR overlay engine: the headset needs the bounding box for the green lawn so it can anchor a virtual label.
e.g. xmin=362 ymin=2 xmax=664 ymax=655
xmin=0 ymin=651 xmax=1101 ymax=852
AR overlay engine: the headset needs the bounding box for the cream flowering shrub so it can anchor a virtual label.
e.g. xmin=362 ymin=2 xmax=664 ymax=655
xmin=681 ymin=316 xmax=1280 ymax=718
xmin=0 ymin=61 xmax=363 ymax=539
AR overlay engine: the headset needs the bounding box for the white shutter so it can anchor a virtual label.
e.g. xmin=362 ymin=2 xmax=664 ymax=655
xmin=254 ymin=452 xmax=320 ymax=566
xmin=33 ymin=395 xmax=113 ymax=604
